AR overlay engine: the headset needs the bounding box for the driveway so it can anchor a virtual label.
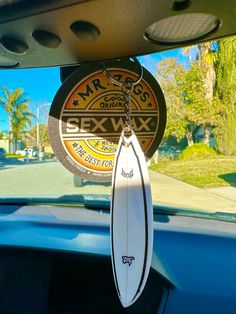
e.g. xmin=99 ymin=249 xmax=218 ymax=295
xmin=0 ymin=161 xmax=236 ymax=213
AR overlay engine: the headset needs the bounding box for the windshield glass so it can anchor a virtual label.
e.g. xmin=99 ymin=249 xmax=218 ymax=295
xmin=0 ymin=35 xmax=236 ymax=215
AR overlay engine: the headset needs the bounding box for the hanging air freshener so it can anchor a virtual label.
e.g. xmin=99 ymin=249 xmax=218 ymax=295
xmin=103 ymin=58 xmax=153 ymax=307
xmin=48 ymin=59 xmax=166 ymax=183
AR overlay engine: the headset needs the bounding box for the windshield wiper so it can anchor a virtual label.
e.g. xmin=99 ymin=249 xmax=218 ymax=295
xmin=83 ymin=200 xmax=236 ymax=223
xmin=0 ymin=195 xmax=110 ymax=207
xmin=0 ymin=196 xmax=235 ymax=223
xmin=152 ymin=205 xmax=236 ymax=223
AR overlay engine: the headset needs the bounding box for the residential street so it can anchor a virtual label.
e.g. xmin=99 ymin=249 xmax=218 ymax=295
xmin=0 ymin=160 xmax=236 ymax=213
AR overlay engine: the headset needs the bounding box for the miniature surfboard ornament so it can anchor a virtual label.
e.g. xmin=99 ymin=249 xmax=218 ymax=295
xmin=102 ymin=58 xmax=153 ymax=307
xmin=111 ymin=129 xmax=153 ymax=307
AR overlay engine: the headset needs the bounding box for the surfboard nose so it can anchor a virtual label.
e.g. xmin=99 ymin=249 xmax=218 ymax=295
xmin=118 ymin=282 xmax=136 ymax=308
xmin=121 ymin=298 xmax=132 ymax=308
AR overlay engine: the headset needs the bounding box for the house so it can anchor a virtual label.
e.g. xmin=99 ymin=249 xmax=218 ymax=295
xmin=0 ymin=139 xmax=24 ymax=153
xmin=0 ymin=139 xmax=10 ymax=153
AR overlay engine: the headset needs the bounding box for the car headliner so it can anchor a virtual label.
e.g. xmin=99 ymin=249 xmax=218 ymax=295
xmin=0 ymin=0 xmax=235 ymax=69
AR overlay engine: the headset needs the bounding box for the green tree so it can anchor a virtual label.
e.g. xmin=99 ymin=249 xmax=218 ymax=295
xmin=0 ymin=87 xmax=34 ymax=152
xmin=215 ymin=35 xmax=236 ymax=155
xmin=0 ymin=130 xmax=9 ymax=140
xmin=156 ymin=58 xmax=188 ymax=143
xmin=183 ymin=42 xmax=220 ymax=145
xmin=184 ymin=61 xmax=224 ymax=145
xmin=27 ymin=124 xmax=49 ymax=151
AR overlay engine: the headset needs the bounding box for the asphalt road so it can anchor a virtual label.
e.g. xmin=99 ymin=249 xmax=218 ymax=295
xmin=0 ymin=160 xmax=236 ymax=213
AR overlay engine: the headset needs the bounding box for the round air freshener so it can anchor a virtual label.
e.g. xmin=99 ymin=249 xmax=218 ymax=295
xmin=48 ymin=59 xmax=166 ymax=182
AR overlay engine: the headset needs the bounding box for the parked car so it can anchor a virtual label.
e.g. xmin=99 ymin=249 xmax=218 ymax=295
xmin=0 ymin=148 xmax=6 ymax=160
xmin=15 ymin=149 xmax=26 ymax=157
xmin=16 ymin=147 xmax=38 ymax=158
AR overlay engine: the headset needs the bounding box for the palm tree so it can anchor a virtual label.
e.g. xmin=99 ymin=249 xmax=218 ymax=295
xmin=0 ymin=87 xmax=34 ymax=153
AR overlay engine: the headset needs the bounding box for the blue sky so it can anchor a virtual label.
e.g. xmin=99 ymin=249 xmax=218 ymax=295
xmin=0 ymin=48 xmax=189 ymax=131
xmin=139 ymin=47 xmax=189 ymax=73
xmin=0 ymin=67 xmax=61 ymax=131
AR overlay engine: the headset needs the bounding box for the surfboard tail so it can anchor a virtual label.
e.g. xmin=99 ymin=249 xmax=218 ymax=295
xmin=111 ymin=132 xmax=153 ymax=307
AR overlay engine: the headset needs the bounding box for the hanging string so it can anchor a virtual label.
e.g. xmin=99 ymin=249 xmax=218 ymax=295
xmin=102 ymin=57 xmax=143 ymax=134
xmin=123 ymin=85 xmax=133 ymax=132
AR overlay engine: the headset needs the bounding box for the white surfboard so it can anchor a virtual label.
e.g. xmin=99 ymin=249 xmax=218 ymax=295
xmin=111 ymin=131 xmax=153 ymax=308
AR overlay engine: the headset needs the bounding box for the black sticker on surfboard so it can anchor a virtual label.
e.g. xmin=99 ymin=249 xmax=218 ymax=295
xmin=48 ymin=59 xmax=166 ymax=182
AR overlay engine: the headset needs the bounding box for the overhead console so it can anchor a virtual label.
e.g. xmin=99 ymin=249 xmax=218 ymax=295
xmin=0 ymin=0 xmax=235 ymax=68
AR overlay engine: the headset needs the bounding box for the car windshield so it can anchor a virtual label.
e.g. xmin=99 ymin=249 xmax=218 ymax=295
xmin=0 ymin=35 xmax=236 ymax=216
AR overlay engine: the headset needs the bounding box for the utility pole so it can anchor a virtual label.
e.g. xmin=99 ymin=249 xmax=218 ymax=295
xmin=36 ymin=107 xmax=39 ymax=150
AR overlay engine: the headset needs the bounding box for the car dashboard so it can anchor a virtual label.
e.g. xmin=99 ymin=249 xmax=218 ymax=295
xmin=0 ymin=205 xmax=235 ymax=314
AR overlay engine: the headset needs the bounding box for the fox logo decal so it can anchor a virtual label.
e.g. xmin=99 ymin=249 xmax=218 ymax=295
xmin=122 ymin=256 xmax=135 ymax=266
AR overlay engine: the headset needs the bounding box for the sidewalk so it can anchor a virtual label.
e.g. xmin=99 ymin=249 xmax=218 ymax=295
xmin=0 ymin=161 xmax=236 ymax=213
xmin=149 ymin=170 xmax=236 ymax=213
xmin=208 ymin=186 xmax=236 ymax=203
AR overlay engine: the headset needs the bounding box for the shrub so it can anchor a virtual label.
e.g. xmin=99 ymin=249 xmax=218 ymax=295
xmin=6 ymin=154 xmax=24 ymax=159
xmin=178 ymin=143 xmax=218 ymax=160
xmin=45 ymin=152 xmax=55 ymax=159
